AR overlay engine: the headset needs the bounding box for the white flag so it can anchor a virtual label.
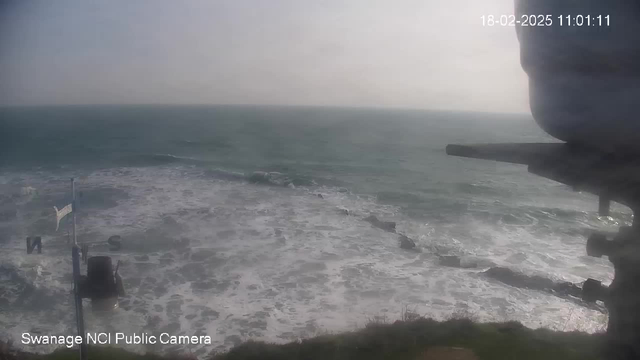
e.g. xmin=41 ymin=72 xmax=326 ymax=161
xmin=54 ymin=203 xmax=73 ymax=231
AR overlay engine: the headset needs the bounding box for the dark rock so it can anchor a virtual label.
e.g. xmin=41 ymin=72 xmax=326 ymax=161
xmin=364 ymin=215 xmax=396 ymax=233
xmin=316 ymin=194 xmax=324 ymax=199
xmin=484 ymin=267 xmax=582 ymax=298
xmin=398 ymin=235 xmax=416 ymax=250
xmin=439 ymin=255 xmax=493 ymax=269
xmin=439 ymin=255 xmax=461 ymax=267
xmin=485 ymin=267 xmax=554 ymax=291
xmin=552 ymin=281 xmax=582 ymax=298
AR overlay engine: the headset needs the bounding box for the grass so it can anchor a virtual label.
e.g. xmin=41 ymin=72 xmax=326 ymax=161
xmin=209 ymin=318 xmax=604 ymax=360
xmin=2 ymin=318 xmax=605 ymax=360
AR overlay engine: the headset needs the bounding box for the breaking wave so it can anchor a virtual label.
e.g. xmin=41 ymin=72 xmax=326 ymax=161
xmin=120 ymin=153 xmax=207 ymax=167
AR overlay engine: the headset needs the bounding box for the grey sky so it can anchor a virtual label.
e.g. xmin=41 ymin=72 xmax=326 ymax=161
xmin=0 ymin=0 xmax=529 ymax=113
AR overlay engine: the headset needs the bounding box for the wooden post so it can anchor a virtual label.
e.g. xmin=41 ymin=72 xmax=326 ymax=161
xmin=599 ymin=195 xmax=610 ymax=217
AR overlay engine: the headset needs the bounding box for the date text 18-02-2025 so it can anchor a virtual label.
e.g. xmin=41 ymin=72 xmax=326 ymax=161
xmin=481 ymin=14 xmax=610 ymax=27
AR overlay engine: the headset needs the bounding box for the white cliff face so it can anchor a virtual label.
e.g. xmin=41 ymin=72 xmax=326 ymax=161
xmin=515 ymin=0 xmax=640 ymax=154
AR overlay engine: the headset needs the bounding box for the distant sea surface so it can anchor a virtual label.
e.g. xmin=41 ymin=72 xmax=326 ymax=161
xmin=0 ymin=106 xmax=619 ymax=356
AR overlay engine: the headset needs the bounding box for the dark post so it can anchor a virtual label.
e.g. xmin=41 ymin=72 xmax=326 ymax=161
xmin=72 ymin=245 xmax=88 ymax=360
xmin=26 ymin=237 xmax=42 ymax=254
xmin=604 ymin=222 xmax=640 ymax=360
xmin=599 ymin=195 xmax=610 ymax=217
xmin=81 ymin=244 xmax=89 ymax=264
xmin=71 ymin=178 xmax=88 ymax=360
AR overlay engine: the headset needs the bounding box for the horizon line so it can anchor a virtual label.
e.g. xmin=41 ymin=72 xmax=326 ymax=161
xmin=0 ymin=103 xmax=531 ymax=116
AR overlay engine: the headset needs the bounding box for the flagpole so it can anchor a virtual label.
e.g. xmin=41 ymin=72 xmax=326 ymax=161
xmin=72 ymin=178 xmax=77 ymax=246
xmin=70 ymin=178 xmax=88 ymax=360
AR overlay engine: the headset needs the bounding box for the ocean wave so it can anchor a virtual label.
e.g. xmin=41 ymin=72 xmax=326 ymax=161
xmin=201 ymin=168 xmax=319 ymax=188
xmin=454 ymin=182 xmax=510 ymax=197
xmin=119 ymin=154 xmax=319 ymax=189
xmin=247 ymin=171 xmax=297 ymax=188
xmin=175 ymin=139 xmax=230 ymax=150
xmin=120 ymin=153 xmax=207 ymax=167
xmin=247 ymin=171 xmax=320 ymax=188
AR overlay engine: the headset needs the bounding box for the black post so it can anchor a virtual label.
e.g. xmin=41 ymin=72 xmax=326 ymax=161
xmin=70 ymin=178 xmax=88 ymax=360
xmin=26 ymin=237 xmax=42 ymax=254
xmin=599 ymin=195 xmax=610 ymax=217
xmin=602 ymin=221 xmax=640 ymax=360
xmin=72 ymin=245 xmax=88 ymax=360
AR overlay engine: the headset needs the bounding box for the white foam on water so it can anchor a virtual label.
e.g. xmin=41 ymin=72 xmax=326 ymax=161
xmin=0 ymin=166 xmax=610 ymax=357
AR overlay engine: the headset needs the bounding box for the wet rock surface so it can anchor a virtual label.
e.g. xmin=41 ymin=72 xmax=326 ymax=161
xmin=438 ymin=255 xmax=490 ymax=269
xmin=364 ymin=215 xmax=396 ymax=233
xmin=134 ymin=255 xmax=149 ymax=261
xmin=398 ymin=235 xmax=416 ymax=250
xmin=439 ymin=255 xmax=462 ymax=268
xmin=483 ymin=266 xmax=603 ymax=312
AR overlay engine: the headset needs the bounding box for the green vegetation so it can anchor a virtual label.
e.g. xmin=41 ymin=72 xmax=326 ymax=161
xmin=2 ymin=318 xmax=605 ymax=360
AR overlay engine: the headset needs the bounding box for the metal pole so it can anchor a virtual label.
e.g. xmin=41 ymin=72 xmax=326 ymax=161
xmin=71 ymin=178 xmax=88 ymax=360
xmin=73 ymin=245 xmax=88 ymax=360
xmin=72 ymin=178 xmax=77 ymax=247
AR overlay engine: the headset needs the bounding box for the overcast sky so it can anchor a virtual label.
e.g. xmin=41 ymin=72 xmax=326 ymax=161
xmin=0 ymin=0 xmax=529 ymax=113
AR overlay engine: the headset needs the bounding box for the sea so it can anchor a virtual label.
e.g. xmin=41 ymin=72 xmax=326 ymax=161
xmin=0 ymin=105 xmax=622 ymax=356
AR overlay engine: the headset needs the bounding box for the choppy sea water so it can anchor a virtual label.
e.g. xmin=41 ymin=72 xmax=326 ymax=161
xmin=0 ymin=106 xmax=623 ymax=356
